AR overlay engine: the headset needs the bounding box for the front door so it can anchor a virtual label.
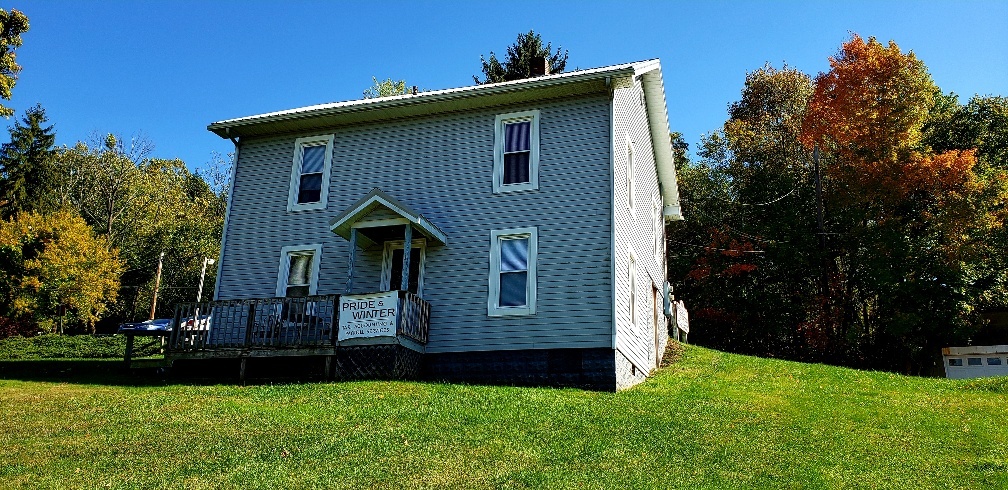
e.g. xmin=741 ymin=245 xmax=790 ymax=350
xmin=381 ymin=239 xmax=425 ymax=295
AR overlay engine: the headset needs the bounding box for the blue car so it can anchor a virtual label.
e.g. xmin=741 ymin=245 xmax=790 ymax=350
xmin=117 ymin=318 xmax=173 ymax=333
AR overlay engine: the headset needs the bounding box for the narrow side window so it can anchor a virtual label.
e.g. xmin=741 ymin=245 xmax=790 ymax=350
xmin=654 ymin=201 xmax=664 ymax=268
xmin=288 ymin=135 xmax=334 ymax=211
xmin=626 ymin=136 xmax=635 ymax=211
xmin=488 ymin=227 xmax=538 ymax=316
xmin=628 ymin=251 xmax=637 ymax=328
xmin=493 ymin=110 xmax=540 ymax=193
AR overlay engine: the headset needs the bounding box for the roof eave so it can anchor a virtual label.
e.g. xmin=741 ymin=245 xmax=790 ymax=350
xmin=637 ymin=64 xmax=683 ymax=222
xmin=208 ymin=63 xmax=642 ymax=139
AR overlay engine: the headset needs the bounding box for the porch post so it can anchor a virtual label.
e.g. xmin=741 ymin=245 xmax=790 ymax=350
xmin=401 ymin=224 xmax=412 ymax=291
xmin=346 ymin=228 xmax=357 ymax=293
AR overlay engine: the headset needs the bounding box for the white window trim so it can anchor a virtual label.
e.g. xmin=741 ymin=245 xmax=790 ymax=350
xmin=628 ymin=248 xmax=637 ymax=330
xmin=626 ymin=134 xmax=636 ymax=212
xmin=287 ymin=134 xmax=334 ymax=212
xmin=380 ymin=238 xmax=427 ymax=295
xmin=493 ymin=110 xmax=540 ymax=193
xmin=654 ymin=200 xmax=664 ymax=268
xmin=275 ymin=244 xmax=322 ymax=297
xmin=488 ymin=227 xmax=538 ymax=317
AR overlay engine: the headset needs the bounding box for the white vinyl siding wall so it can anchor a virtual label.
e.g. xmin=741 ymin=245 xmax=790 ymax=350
xmin=612 ymin=77 xmax=667 ymax=373
xmin=216 ymin=94 xmax=614 ymax=353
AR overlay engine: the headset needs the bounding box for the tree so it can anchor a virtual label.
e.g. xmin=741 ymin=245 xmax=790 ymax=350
xmin=0 ymin=105 xmax=57 ymax=217
xmin=799 ymin=34 xmax=1008 ymax=372
xmin=474 ymin=30 xmax=568 ymax=84
xmin=670 ymin=64 xmax=818 ymax=359
xmin=51 ymin=135 xmax=228 ymax=324
xmin=57 ymin=134 xmax=153 ymax=240
xmin=0 ymin=209 xmax=123 ymax=335
xmin=0 ymin=9 xmax=28 ymax=118
xmin=363 ymin=77 xmax=409 ymax=98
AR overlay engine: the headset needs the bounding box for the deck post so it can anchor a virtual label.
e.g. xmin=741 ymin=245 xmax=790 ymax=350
xmin=401 ymin=225 xmax=412 ymax=291
xmin=346 ymin=228 xmax=357 ymax=293
xmin=239 ymin=357 xmax=247 ymax=383
xmin=244 ymin=302 xmax=256 ymax=348
xmin=325 ymin=355 xmax=332 ymax=379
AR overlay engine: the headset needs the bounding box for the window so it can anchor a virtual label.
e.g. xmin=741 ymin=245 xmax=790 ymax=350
xmin=948 ymin=358 xmax=963 ymax=367
xmin=628 ymin=251 xmax=637 ymax=327
xmin=987 ymin=357 xmax=1003 ymax=366
xmin=488 ymin=227 xmax=538 ymax=316
xmin=626 ymin=136 xmax=635 ymax=211
xmin=287 ymin=135 xmax=334 ymax=211
xmin=654 ymin=201 xmax=664 ymax=267
xmin=381 ymin=239 xmax=426 ymax=295
xmin=276 ymin=245 xmax=322 ymax=297
xmin=967 ymin=357 xmax=983 ymax=366
xmin=493 ymin=110 xmax=540 ymax=193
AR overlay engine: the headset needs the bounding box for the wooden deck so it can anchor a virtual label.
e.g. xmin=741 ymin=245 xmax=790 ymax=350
xmin=166 ymin=292 xmax=430 ymax=380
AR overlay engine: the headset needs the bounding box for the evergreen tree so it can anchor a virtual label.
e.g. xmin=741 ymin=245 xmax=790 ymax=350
xmin=0 ymin=105 xmax=57 ymax=217
xmin=474 ymin=30 xmax=568 ymax=84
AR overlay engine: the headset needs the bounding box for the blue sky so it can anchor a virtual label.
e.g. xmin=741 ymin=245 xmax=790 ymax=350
xmin=9 ymin=1 xmax=1008 ymax=171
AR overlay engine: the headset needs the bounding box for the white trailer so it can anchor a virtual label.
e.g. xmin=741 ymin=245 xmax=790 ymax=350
xmin=942 ymin=345 xmax=1008 ymax=379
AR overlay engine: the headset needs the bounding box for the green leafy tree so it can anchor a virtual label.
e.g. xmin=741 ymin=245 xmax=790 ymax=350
xmin=363 ymin=77 xmax=409 ymax=98
xmin=0 ymin=105 xmax=57 ymax=217
xmin=670 ymin=64 xmax=818 ymax=359
xmin=474 ymin=30 xmax=568 ymax=84
xmin=0 ymin=209 xmax=123 ymax=335
xmin=53 ymin=136 xmax=227 ymax=324
xmin=0 ymin=8 xmax=27 ymax=118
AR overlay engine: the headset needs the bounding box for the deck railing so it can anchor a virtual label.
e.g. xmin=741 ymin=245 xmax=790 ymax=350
xmin=397 ymin=290 xmax=431 ymax=344
xmin=168 ymin=292 xmax=430 ymax=354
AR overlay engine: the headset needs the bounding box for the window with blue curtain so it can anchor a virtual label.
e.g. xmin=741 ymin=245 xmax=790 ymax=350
xmin=503 ymin=121 xmax=531 ymax=185
xmin=297 ymin=144 xmax=326 ymax=204
xmin=498 ymin=237 xmax=529 ymax=307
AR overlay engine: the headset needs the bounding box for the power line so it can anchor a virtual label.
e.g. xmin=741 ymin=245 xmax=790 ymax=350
xmin=667 ymin=239 xmax=765 ymax=254
xmin=698 ymin=183 xmax=799 ymax=207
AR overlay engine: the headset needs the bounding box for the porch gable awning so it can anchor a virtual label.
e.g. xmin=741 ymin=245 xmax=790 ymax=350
xmin=328 ymin=188 xmax=447 ymax=249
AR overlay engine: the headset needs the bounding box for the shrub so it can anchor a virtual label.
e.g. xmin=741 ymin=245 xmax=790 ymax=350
xmin=0 ymin=333 xmax=161 ymax=359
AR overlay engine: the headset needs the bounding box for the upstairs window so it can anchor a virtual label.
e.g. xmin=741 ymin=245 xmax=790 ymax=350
xmin=626 ymin=136 xmax=636 ymax=211
xmin=276 ymin=245 xmax=322 ymax=297
xmin=494 ymin=110 xmax=540 ymax=193
xmin=654 ymin=201 xmax=664 ymax=268
xmin=488 ymin=227 xmax=538 ymax=316
xmin=287 ymin=135 xmax=334 ymax=211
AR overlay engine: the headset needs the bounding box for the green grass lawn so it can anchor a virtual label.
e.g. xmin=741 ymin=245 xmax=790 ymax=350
xmin=0 ymin=345 xmax=1005 ymax=489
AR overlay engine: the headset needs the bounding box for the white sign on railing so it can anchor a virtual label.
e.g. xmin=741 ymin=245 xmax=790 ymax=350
xmin=675 ymin=300 xmax=689 ymax=334
xmin=338 ymin=291 xmax=399 ymax=341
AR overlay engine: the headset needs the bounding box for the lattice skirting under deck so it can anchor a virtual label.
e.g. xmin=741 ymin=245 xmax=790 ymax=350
xmin=335 ymin=345 xmax=422 ymax=381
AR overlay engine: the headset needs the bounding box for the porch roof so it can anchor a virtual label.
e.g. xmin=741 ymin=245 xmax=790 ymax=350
xmin=329 ymin=188 xmax=447 ymax=249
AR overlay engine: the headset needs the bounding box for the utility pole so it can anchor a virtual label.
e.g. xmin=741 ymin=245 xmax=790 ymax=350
xmin=196 ymin=257 xmax=215 ymax=303
xmin=149 ymin=251 xmax=165 ymax=320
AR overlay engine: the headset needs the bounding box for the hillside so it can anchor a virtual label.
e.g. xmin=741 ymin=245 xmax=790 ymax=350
xmin=0 ymin=345 xmax=1005 ymax=489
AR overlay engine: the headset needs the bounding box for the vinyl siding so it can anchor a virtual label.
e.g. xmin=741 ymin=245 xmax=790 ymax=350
xmin=217 ymin=94 xmax=614 ymax=353
xmin=612 ymin=78 xmax=667 ymax=373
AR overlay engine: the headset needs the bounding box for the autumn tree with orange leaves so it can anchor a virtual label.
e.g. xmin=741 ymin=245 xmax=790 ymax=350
xmin=795 ymin=34 xmax=1008 ymax=372
xmin=670 ymin=34 xmax=1008 ymax=373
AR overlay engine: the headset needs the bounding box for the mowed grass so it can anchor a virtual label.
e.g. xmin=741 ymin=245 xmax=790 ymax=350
xmin=0 ymin=345 xmax=1005 ymax=489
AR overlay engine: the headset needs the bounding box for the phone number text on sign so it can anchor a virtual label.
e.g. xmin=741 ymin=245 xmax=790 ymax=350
xmin=338 ymin=291 xmax=399 ymax=341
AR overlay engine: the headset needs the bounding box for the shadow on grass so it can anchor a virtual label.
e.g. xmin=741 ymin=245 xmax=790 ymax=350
xmin=0 ymin=357 xmax=336 ymax=387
